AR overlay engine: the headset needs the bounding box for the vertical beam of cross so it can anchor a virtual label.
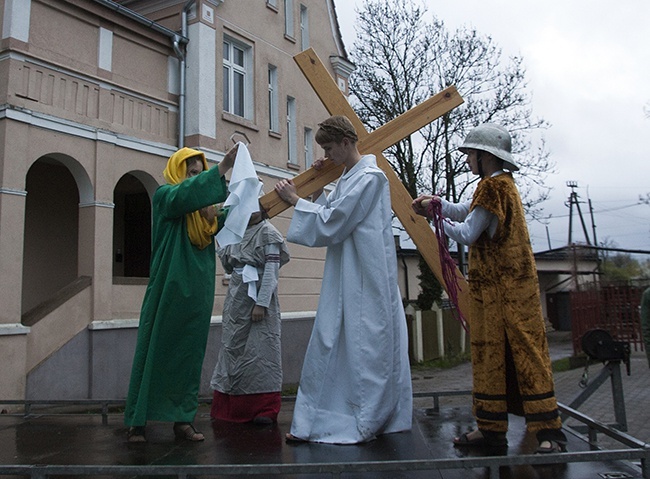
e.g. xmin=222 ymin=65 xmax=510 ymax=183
xmin=259 ymin=48 xmax=470 ymax=318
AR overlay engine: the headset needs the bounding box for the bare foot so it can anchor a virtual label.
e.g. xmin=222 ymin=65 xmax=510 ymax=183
xmin=285 ymin=433 xmax=307 ymax=443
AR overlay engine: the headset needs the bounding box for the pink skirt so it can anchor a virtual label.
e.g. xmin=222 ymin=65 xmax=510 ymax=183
xmin=211 ymin=390 xmax=281 ymax=423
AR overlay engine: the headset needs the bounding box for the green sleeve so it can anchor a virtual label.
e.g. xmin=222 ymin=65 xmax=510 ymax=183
xmin=156 ymin=166 xmax=228 ymax=219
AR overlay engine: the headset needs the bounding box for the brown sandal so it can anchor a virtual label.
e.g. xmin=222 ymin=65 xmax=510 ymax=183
xmin=453 ymin=429 xmax=507 ymax=448
xmin=127 ymin=426 xmax=146 ymax=443
xmin=173 ymin=422 xmax=204 ymax=442
xmin=536 ymin=439 xmax=567 ymax=454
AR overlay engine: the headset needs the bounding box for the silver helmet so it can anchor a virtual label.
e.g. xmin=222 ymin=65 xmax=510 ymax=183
xmin=459 ymin=123 xmax=518 ymax=171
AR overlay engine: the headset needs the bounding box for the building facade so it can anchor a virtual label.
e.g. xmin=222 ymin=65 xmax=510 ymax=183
xmin=0 ymin=0 xmax=354 ymax=401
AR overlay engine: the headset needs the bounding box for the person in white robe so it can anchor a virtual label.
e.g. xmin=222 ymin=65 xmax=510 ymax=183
xmin=274 ymin=115 xmax=412 ymax=444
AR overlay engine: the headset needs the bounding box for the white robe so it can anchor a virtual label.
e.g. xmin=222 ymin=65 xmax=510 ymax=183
xmin=286 ymin=154 xmax=412 ymax=444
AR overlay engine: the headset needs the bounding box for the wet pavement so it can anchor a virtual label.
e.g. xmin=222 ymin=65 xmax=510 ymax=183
xmin=1 ymin=330 xmax=649 ymax=478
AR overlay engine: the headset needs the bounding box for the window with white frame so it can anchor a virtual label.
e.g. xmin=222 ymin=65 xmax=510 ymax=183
xmin=304 ymin=127 xmax=313 ymax=168
xmin=268 ymin=65 xmax=279 ymax=133
xmin=287 ymin=96 xmax=297 ymax=164
xmin=223 ymin=37 xmax=253 ymax=119
xmin=284 ymin=0 xmax=294 ymax=38
xmin=300 ymin=4 xmax=309 ymax=50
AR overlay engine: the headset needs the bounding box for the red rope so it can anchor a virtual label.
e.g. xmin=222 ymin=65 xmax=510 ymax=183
xmin=426 ymin=199 xmax=469 ymax=332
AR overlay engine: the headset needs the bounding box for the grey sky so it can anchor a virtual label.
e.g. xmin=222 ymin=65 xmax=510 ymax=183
xmin=333 ymin=0 xmax=650 ymax=253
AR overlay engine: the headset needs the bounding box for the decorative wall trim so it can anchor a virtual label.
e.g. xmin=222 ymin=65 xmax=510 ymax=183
xmin=1 ymin=104 xmax=176 ymax=158
xmin=88 ymin=311 xmax=317 ymax=331
xmin=0 ymin=323 xmax=31 ymax=336
xmin=0 ymin=187 xmax=27 ymax=197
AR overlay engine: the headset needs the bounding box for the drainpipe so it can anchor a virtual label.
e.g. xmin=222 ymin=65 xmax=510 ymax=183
xmin=91 ymin=0 xmax=190 ymax=147
xmin=178 ymin=1 xmax=196 ymax=148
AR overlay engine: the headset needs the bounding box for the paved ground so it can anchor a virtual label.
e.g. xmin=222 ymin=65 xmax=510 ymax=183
xmin=412 ymin=329 xmax=650 ymax=450
xmin=0 ymin=329 xmax=648 ymax=478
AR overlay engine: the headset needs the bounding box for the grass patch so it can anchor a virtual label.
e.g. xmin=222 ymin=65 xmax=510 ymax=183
xmin=410 ymin=352 xmax=471 ymax=371
xmin=282 ymin=384 xmax=299 ymax=396
xmin=552 ymin=354 xmax=588 ymax=372
xmin=551 ymin=357 xmax=572 ymax=373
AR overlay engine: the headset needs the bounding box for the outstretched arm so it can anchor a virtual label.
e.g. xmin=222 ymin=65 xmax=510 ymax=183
xmin=218 ymin=143 xmax=239 ymax=177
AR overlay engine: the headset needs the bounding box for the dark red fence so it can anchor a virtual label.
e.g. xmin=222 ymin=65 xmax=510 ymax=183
xmin=570 ymin=285 xmax=645 ymax=356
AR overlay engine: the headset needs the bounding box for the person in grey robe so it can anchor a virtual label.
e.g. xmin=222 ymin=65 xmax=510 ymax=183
xmin=210 ymin=210 xmax=290 ymax=424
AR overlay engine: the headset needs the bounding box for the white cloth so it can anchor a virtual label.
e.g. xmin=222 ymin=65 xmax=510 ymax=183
xmin=216 ymin=142 xmax=262 ymax=247
xmin=236 ymin=264 xmax=259 ymax=301
xmin=286 ymin=154 xmax=412 ymax=444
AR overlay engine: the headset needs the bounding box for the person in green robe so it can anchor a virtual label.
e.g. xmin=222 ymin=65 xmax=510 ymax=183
xmin=124 ymin=145 xmax=237 ymax=443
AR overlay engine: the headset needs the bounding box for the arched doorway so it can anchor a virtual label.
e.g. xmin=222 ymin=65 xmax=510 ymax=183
xmin=22 ymin=158 xmax=80 ymax=315
xmin=113 ymin=173 xmax=152 ymax=278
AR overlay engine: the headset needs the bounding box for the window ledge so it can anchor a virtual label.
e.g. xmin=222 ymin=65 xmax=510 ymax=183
xmin=222 ymin=112 xmax=259 ymax=131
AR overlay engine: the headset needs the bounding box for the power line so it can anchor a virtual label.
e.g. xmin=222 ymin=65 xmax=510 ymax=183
xmin=535 ymin=201 xmax=643 ymax=221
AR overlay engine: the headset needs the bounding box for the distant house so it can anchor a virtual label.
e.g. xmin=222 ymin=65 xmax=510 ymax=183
xmin=395 ymin=238 xmax=600 ymax=334
xmin=534 ymin=245 xmax=600 ymax=330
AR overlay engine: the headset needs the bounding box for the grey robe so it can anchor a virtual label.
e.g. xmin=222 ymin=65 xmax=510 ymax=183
xmin=210 ymin=220 xmax=290 ymax=395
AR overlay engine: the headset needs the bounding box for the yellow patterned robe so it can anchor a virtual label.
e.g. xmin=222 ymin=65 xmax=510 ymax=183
xmin=467 ymin=173 xmax=561 ymax=433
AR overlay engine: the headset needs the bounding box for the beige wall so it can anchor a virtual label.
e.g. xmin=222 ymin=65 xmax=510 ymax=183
xmin=0 ymin=0 xmax=353 ymax=399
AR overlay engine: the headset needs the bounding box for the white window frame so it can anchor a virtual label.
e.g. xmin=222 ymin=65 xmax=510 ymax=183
xmin=284 ymin=0 xmax=294 ymax=39
xmin=268 ymin=65 xmax=279 ymax=133
xmin=287 ymin=96 xmax=297 ymax=164
xmin=304 ymin=127 xmax=313 ymax=168
xmin=223 ymin=36 xmax=253 ymax=119
xmin=300 ymin=4 xmax=309 ymax=51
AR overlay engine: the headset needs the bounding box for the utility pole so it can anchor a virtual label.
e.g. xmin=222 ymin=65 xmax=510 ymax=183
xmin=565 ymin=181 xmax=602 ymax=288
xmin=565 ymin=181 xmax=592 ymax=246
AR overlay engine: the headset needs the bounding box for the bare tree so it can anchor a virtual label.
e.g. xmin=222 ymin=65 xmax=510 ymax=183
xmin=349 ymin=0 xmax=556 ymax=308
xmin=349 ymin=0 xmax=555 ymax=219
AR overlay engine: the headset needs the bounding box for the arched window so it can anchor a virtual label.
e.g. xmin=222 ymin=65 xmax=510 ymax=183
xmin=113 ymin=173 xmax=151 ymax=278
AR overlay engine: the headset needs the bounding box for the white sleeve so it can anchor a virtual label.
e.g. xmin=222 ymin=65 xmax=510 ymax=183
xmin=288 ymin=173 xmax=383 ymax=247
xmin=440 ymin=198 xmax=472 ymax=222
xmin=443 ymin=206 xmax=496 ymax=246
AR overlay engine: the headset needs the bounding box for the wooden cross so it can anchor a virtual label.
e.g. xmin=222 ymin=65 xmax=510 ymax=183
xmin=259 ymin=48 xmax=470 ymax=318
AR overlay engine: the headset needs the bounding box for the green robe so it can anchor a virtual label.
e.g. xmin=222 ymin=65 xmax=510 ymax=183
xmin=124 ymin=165 xmax=228 ymax=426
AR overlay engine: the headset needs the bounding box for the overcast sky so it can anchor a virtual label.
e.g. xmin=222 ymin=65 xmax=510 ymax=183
xmin=332 ymin=0 xmax=650 ymax=254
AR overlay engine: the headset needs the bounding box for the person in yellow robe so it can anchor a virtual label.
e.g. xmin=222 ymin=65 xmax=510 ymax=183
xmin=413 ymin=123 xmax=566 ymax=454
xmin=124 ymin=145 xmax=237 ymax=443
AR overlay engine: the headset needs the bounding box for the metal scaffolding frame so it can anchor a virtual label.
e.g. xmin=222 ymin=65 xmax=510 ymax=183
xmin=0 ymin=392 xmax=648 ymax=479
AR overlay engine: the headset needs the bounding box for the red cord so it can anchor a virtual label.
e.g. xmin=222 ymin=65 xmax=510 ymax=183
xmin=426 ymin=199 xmax=469 ymax=332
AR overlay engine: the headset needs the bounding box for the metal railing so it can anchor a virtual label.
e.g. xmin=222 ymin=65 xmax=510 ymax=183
xmin=0 ymin=392 xmax=648 ymax=479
